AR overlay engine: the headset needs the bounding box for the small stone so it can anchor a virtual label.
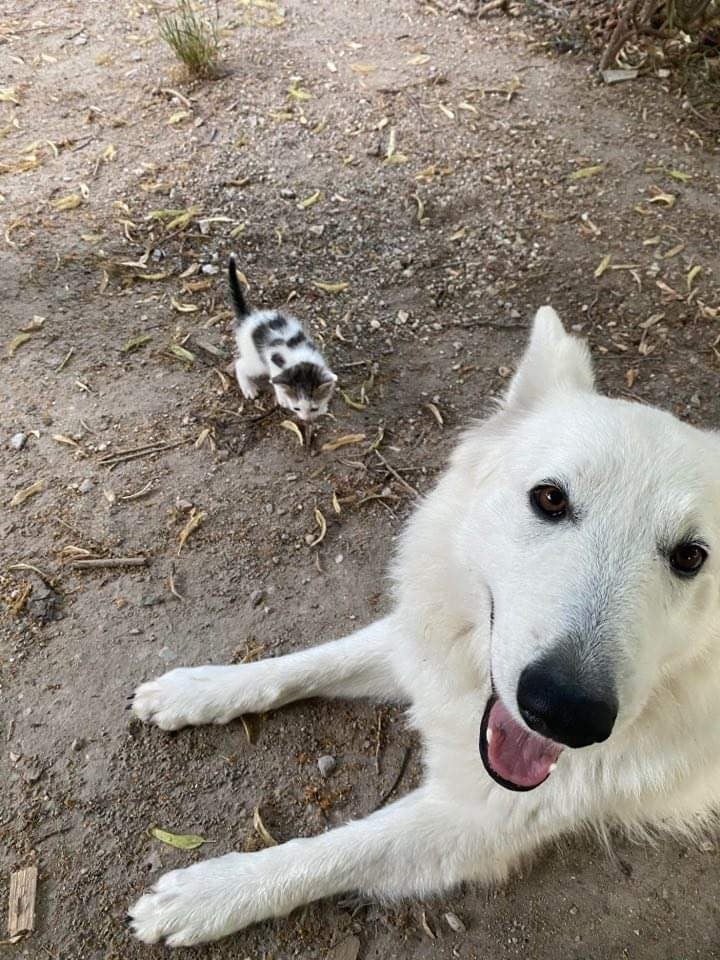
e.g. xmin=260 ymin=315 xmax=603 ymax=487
xmin=71 ymin=738 xmax=86 ymax=752
xmin=335 ymin=553 xmax=344 ymax=564
xmin=279 ymin=187 xmax=297 ymax=199
xmin=159 ymin=646 xmax=178 ymax=663
xmin=308 ymin=224 xmax=325 ymax=237
xmin=176 ymin=498 xmax=193 ymax=511
xmin=317 ymin=755 xmax=336 ymax=777
xmin=10 ymin=432 xmax=27 ymax=450
xmin=369 ymin=319 xmax=381 ymax=331
xmin=129 ymin=628 xmax=142 ymax=636
xmin=444 ymin=912 xmax=466 ymax=933
xmin=78 ymin=478 xmax=94 ymax=494
xmin=250 ymin=589 xmax=264 ymax=607
xmin=201 ymin=263 xmax=219 ymax=275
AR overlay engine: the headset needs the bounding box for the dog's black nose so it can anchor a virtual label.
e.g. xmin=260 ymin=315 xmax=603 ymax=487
xmin=517 ymin=663 xmax=617 ymax=749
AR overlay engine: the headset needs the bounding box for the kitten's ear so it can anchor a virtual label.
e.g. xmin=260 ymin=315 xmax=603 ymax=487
xmin=321 ymin=371 xmax=338 ymax=384
xmin=316 ymin=374 xmax=337 ymax=397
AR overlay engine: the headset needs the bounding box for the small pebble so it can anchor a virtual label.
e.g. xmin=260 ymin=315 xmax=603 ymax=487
xmin=250 ymin=589 xmax=265 ymax=607
xmin=317 ymin=755 xmax=336 ymax=778
xmin=78 ymin=478 xmax=94 ymax=494
xmin=159 ymin=646 xmax=178 ymax=663
xmin=201 ymin=264 xmax=219 ymax=275
xmin=9 ymin=432 xmax=27 ymax=450
xmin=71 ymin=738 xmax=86 ymax=752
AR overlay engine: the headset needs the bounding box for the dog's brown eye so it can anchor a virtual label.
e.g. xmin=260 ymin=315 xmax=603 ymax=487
xmin=531 ymin=484 xmax=568 ymax=520
xmin=670 ymin=542 xmax=707 ymax=577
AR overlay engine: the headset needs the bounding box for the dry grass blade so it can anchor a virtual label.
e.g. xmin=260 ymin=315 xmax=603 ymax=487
xmin=424 ymin=402 xmax=444 ymax=427
xmin=8 ymin=333 xmax=32 ymax=356
xmin=70 ymin=557 xmax=148 ymax=569
xmin=253 ymin=806 xmax=278 ymax=847
xmin=178 ymin=508 xmax=205 ymax=554
xmin=309 ymin=508 xmax=327 ymax=547
xmin=158 ymin=0 xmax=219 ymax=79
xmin=10 ymin=480 xmax=44 ymax=507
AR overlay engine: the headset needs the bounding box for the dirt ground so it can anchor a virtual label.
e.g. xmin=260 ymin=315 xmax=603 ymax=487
xmin=2 ymin=0 xmax=720 ymax=957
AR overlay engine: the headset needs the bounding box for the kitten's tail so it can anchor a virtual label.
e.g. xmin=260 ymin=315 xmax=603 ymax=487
xmin=228 ymin=255 xmax=250 ymax=323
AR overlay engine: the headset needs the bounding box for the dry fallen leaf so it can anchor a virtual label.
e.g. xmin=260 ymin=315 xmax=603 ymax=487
xmin=170 ymin=297 xmax=199 ymax=314
xmin=321 ymin=433 xmax=366 ymax=452
xmin=167 ymin=110 xmax=191 ymax=125
xmin=297 ymin=190 xmax=323 ymax=209
xmin=149 ymin=827 xmax=209 ymax=850
xmin=667 ymin=168 xmax=691 ymax=183
xmin=444 ymin=912 xmax=466 ymax=933
xmin=312 ymin=281 xmax=348 ymax=294
xmin=569 ymin=164 xmax=605 ymax=181
xmin=21 ymin=315 xmax=45 ymax=332
xmin=0 ymin=87 xmax=20 ymax=104
xmin=280 ymin=419 xmax=304 ymax=446
xmin=11 ymin=480 xmax=44 ymax=507
xmin=647 ymin=187 xmax=676 ymax=207
xmin=332 ymin=491 xmax=341 ymax=514
xmin=8 ymin=332 xmax=32 ymax=356
xmin=687 ymin=265 xmax=702 ymax=291
xmin=253 ymin=806 xmax=278 ymax=847
xmin=424 ymin=402 xmax=444 ymax=427
xmin=168 ymin=343 xmax=195 ymax=364
xmin=407 ymin=53 xmax=431 ymax=65
xmin=122 ymin=334 xmax=152 ymax=353
xmin=178 ymin=509 xmax=205 ymax=554
xmin=52 ymin=194 xmax=83 ymax=211
xmin=350 ymin=62 xmax=376 ymax=75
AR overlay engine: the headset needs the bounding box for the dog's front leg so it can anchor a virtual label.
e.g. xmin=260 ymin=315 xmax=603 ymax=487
xmin=131 ymin=616 xmax=404 ymax=730
xmin=129 ymin=787 xmax=484 ymax=947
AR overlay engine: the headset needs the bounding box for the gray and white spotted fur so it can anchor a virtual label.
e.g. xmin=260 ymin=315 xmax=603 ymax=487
xmin=229 ymin=257 xmax=337 ymax=422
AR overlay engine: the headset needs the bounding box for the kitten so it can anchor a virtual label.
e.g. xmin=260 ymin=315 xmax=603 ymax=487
xmin=228 ymin=257 xmax=337 ymax=422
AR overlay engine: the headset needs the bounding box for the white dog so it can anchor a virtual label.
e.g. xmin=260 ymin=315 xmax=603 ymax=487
xmin=129 ymin=308 xmax=720 ymax=947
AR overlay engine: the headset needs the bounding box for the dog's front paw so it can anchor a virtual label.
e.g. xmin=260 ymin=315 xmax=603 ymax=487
xmin=131 ymin=666 xmax=242 ymax=730
xmin=128 ymin=853 xmax=275 ymax=946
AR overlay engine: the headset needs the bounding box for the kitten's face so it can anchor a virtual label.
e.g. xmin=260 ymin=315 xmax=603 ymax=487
xmin=273 ymin=381 xmax=335 ymax=422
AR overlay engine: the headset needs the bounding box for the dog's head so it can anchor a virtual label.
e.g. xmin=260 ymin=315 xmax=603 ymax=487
xmin=457 ymin=308 xmax=720 ymax=791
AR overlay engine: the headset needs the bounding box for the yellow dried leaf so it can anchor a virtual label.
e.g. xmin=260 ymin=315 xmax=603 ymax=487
xmin=122 ymin=334 xmax=152 ymax=353
xmin=149 ymin=827 xmax=208 ymax=849
xmin=170 ymin=298 xmax=199 ymax=313
xmin=647 ymin=188 xmax=676 ymax=207
xmin=340 ymin=390 xmax=366 ymax=411
xmin=407 ymin=54 xmax=430 ymax=65
xmin=568 ymin=165 xmax=605 ymax=181
xmin=594 ymin=254 xmax=611 ymax=278
xmin=332 ymin=491 xmax=341 ymax=514
xmin=687 ymin=265 xmax=702 ymax=291
xmin=10 ymin=480 xmax=44 ymax=507
xmin=168 ymin=343 xmax=196 ymax=363
xmin=167 ymin=110 xmax=191 ymax=125
xmin=8 ymin=332 xmax=31 ymax=356
xmin=52 ymin=194 xmax=82 ymax=211
xmin=280 ymin=419 xmax=304 ymax=446
xmin=102 ymin=144 xmax=117 ymax=162
xmin=667 ymin=169 xmax=691 ymax=183
xmin=309 ymin=508 xmax=327 ymax=547
xmin=297 ymin=190 xmax=323 ymax=209
xmin=321 ymin=433 xmax=366 ymax=452
xmin=350 ymin=62 xmax=376 ymax=75
xmin=21 ymin=315 xmax=45 ymax=332
xmin=287 ymin=80 xmax=312 ymax=101
xmin=0 ymin=88 xmax=20 ymax=104
xmin=312 ymin=281 xmax=348 ymax=294
xmin=253 ymin=807 xmax=278 ymax=847
xmin=178 ymin=509 xmax=205 ymax=554
xmin=424 ymin=402 xmax=444 ymax=426
xmin=438 ymin=103 xmax=455 ymax=120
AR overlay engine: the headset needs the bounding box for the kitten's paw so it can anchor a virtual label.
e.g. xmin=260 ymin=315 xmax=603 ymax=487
xmin=240 ymin=382 xmax=259 ymax=400
xmin=131 ymin=667 xmax=245 ymax=730
xmin=128 ymin=854 xmax=268 ymax=946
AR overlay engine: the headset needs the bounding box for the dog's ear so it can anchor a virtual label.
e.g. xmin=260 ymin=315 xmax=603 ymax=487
xmin=504 ymin=306 xmax=595 ymax=410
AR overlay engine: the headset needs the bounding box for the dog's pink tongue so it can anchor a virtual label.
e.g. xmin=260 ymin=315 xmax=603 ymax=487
xmin=487 ymin=698 xmax=563 ymax=789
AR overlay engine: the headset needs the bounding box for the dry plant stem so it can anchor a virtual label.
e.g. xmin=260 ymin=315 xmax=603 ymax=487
xmin=373 ymin=451 xmax=420 ymax=498
xmin=70 ymin=557 xmax=148 ymax=569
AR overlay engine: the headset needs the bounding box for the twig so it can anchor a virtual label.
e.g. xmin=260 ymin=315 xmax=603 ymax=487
xmin=119 ymin=479 xmax=156 ymax=501
xmin=55 ymin=348 xmax=74 ymax=372
xmin=374 ymin=747 xmax=412 ymax=810
xmin=158 ymin=86 xmax=192 ymax=108
xmin=373 ymin=451 xmax=420 ymax=498
xmin=70 ymin=557 xmax=148 ymax=569
xmin=374 ymin=709 xmax=384 ymax=775
xmin=98 ymin=437 xmax=191 ymax=468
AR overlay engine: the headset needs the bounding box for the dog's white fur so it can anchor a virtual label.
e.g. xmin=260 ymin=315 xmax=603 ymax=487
xmin=129 ymin=308 xmax=720 ymax=947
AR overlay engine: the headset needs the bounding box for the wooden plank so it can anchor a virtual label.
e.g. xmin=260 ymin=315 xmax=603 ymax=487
xmin=8 ymin=866 xmax=38 ymax=937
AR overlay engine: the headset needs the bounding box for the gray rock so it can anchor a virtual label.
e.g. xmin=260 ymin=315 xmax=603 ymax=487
xmin=9 ymin=432 xmax=27 ymax=450
xmin=78 ymin=478 xmax=94 ymax=494
xmin=317 ymin=754 xmax=336 ymax=778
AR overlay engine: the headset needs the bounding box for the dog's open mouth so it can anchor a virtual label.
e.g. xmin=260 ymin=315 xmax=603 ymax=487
xmin=480 ymin=694 xmax=563 ymax=791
